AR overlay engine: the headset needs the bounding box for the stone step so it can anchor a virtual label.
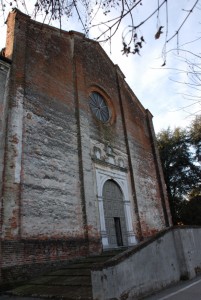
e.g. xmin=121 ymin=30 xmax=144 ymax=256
xmin=6 ymin=248 xmax=127 ymax=299
xmin=29 ymin=275 xmax=91 ymax=286
xmin=46 ymin=268 xmax=91 ymax=276
xmin=64 ymin=263 xmax=93 ymax=269
xmin=100 ymin=249 xmax=127 ymax=257
xmin=77 ymin=255 xmax=117 ymax=263
xmin=7 ymin=284 xmax=93 ymax=300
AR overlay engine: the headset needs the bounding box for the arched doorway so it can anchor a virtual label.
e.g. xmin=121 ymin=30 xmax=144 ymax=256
xmin=103 ymin=180 xmax=128 ymax=247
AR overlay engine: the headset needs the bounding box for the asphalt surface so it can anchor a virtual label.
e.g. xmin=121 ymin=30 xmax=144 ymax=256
xmin=144 ymin=275 xmax=201 ymax=300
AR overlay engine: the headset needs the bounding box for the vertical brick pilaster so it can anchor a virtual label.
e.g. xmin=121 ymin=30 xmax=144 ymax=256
xmin=0 ymin=60 xmax=11 ymax=282
xmin=146 ymin=109 xmax=172 ymax=227
xmin=115 ymin=66 xmax=143 ymax=241
xmin=71 ymin=33 xmax=89 ymax=244
xmin=2 ymin=10 xmax=30 ymax=239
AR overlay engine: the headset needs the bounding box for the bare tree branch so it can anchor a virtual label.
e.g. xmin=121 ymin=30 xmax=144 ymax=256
xmin=0 ymin=0 xmax=200 ymax=58
xmin=167 ymin=0 xmax=199 ymax=44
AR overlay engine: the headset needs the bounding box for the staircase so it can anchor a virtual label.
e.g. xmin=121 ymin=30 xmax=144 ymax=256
xmin=6 ymin=249 xmax=125 ymax=300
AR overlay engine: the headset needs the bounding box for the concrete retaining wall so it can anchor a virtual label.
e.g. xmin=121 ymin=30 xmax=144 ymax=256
xmin=91 ymin=227 xmax=201 ymax=300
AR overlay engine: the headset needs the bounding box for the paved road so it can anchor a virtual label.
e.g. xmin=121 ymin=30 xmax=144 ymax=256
xmin=144 ymin=276 xmax=201 ymax=300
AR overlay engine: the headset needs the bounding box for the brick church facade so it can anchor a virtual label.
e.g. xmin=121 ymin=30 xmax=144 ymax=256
xmin=0 ymin=9 xmax=171 ymax=284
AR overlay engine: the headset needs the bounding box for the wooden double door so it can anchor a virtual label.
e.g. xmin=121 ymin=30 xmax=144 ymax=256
xmin=103 ymin=180 xmax=128 ymax=247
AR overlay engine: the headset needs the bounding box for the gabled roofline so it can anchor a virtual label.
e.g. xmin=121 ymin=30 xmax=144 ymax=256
xmin=0 ymin=54 xmax=12 ymax=64
xmin=6 ymin=7 xmax=31 ymax=24
xmin=5 ymin=9 xmax=149 ymax=115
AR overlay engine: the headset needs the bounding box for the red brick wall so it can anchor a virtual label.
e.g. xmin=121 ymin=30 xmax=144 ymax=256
xmin=0 ymin=9 xmax=171 ymax=284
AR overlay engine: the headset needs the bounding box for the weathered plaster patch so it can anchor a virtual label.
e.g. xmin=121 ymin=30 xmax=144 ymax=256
xmin=11 ymin=87 xmax=24 ymax=183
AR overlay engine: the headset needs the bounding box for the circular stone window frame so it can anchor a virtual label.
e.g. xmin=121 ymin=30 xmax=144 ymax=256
xmin=88 ymin=86 xmax=116 ymax=125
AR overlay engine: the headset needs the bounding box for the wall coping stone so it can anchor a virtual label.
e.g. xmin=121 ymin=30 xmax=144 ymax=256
xmin=92 ymin=225 xmax=201 ymax=270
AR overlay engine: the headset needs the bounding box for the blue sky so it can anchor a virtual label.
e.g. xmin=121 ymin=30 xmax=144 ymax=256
xmin=0 ymin=0 xmax=200 ymax=133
